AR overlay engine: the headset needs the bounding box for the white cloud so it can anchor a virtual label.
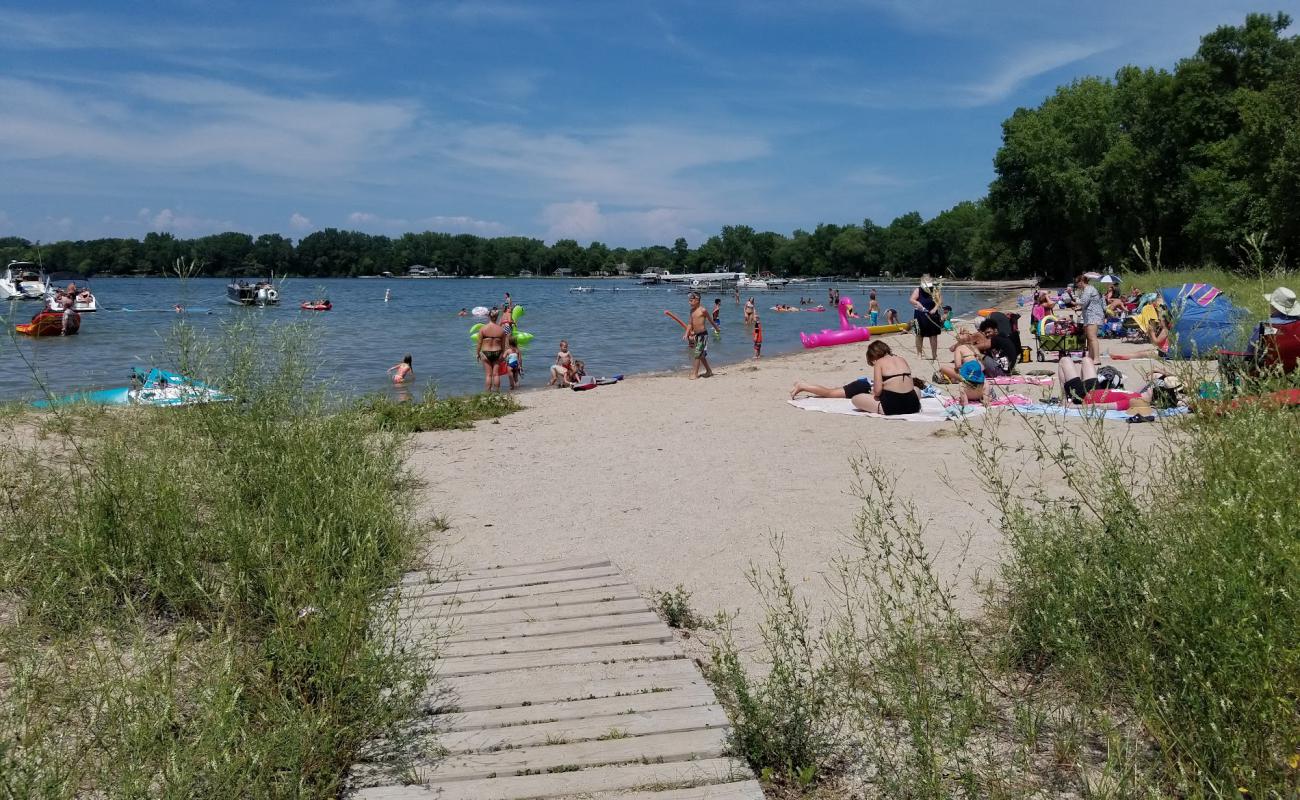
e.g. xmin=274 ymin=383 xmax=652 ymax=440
xmin=955 ymin=42 xmax=1114 ymax=106
xmin=289 ymin=212 xmax=313 ymax=231
xmin=137 ymin=206 xmax=232 ymax=234
xmin=419 ymin=215 xmax=507 ymax=234
xmin=0 ymin=75 xmax=419 ymax=181
xmin=540 ymin=201 xmax=703 ymax=245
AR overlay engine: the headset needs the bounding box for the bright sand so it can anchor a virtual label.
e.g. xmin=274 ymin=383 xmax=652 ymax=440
xmin=407 ymin=310 xmax=1170 ymax=650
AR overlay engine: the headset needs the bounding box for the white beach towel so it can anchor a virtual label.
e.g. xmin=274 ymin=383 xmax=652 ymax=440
xmin=788 ymin=396 xmax=986 ymax=422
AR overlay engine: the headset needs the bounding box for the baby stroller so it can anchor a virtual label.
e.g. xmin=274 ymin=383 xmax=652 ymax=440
xmin=1034 ymin=315 xmax=1087 ymax=362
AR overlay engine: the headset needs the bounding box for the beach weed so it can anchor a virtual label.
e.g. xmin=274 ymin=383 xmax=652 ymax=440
xmin=0 ymin=321 xmax=438 ymax=797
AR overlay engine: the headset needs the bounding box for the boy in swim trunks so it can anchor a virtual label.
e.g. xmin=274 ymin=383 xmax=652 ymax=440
xmin=686 ymin=292 xmax=719 ymax=379
xmin=752 ymin=315 xmax=763 ymax=359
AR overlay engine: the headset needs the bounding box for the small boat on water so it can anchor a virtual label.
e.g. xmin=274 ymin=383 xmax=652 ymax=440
xmin=227 ymin=278 xmax=280 ymax=306
xmin=568 ymin=286 xmax=595 ymax=293
xmin=15 ymin=306 xmax=80 ymax=336
xmin=32 ymin=367 xmax=232 ymax=408
xmin=1 ymin=261 xmax=46 ymax=301
xmin=43 ymin=271 xmax=99 ymax=312
xmin=300 ymin=300 xmax=332 ymax=311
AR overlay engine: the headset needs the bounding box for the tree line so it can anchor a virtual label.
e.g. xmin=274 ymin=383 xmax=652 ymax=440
xmin=2 ymin=14 xmax=1294 ymax=282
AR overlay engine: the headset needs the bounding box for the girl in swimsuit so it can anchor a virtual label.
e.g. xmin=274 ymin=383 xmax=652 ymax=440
xmin=388 ymin=354 xmax=413 ymax=384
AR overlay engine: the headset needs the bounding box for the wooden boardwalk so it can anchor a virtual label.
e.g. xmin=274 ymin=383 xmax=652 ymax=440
xmin=351 ymin=558 xmax=763 ymax=800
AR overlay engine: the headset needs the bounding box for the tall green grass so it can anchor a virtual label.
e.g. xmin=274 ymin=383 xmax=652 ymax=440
xmin=0 ymin=320 xmax=512 ymax=797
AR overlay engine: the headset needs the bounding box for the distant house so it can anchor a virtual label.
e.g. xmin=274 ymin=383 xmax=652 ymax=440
xmin=616 ymin=262 xmax=632 ymax=276
xmin=408 ymin=265 xmax=428 ymax=276
xmin=518 ymin=269 xmax=534 ymax=277
xmin=554 ymin=267 xmax=573 ymax=277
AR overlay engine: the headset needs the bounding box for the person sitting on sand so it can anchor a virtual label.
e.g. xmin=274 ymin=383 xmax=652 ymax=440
xmin=937 ymin=329 xmax=985 ymax=384
xmin=954 ymin=359 xmax=985 ymax=405
xmin=942 ymin=305 xmax=954 ymax=331
xmin=1057 ymin=356 xmax=1173 ymax=412
xmin=388 ymin=354 xmax=413 ymax=384
xmin=790 ymin=340 xmax=922 ymax=416
xmin=549 ymin=340 xmax=574 ymax=387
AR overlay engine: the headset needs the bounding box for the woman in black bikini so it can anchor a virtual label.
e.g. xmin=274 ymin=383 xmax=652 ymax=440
xmin=789 ymin=341 xmax=921 ymax=416
xmin=852 ymin=340 xmax=922 ymax=415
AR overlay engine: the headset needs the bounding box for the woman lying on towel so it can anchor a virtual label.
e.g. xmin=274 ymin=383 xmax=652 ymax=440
xmin=791 ymin=341 xmax=922 ymax=415
xmin=1056 ymin=356 xmax=1179 ymax=411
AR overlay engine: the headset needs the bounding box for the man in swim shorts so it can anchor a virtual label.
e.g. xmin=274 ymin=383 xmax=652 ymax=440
xmin=475 ymin=307 xmax=507 ymax=392
xmin=686 ymin=292 xmax=719 ymax=379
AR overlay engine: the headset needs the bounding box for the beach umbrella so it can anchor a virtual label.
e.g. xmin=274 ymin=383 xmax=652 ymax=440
xmin=1099 ymin=274 xmax=1120 ymax=284
xmin=1084 ymin=271 xmax=1102 ymax=280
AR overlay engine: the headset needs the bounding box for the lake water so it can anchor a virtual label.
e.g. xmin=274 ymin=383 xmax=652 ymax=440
xmin=1 ymin=277 xmax=1011 ymax=402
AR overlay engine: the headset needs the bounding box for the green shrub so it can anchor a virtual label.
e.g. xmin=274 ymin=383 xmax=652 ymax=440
xmin=654 ymin=584 xmax=707 ymax=630
xmin=989 ymin=382 xmax=1300 ymax=795
xmin=0 ymin=322 xmax=436 ymax=797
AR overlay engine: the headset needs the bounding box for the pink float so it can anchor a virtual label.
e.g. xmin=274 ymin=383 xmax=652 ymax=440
xmin=800 ymin=296 xmax=872 ymax=349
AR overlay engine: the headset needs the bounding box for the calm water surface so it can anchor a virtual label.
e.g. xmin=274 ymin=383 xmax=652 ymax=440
xmin=1 ymin=278 xmax=1010 ymax=402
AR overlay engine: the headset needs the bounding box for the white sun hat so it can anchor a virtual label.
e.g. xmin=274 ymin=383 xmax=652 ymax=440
xmin=1263 ymin=287 xmax=1300 ymax=317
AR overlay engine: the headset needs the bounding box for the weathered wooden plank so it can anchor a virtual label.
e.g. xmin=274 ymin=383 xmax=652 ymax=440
xmin=400 ymin=586 xmax=642 ymax=618
xmin=440 ymin=623 xmax=671 ymax=658
xmin=440 ymin=683 xmax=718 ymax=731
xmin=354 ymin=758 xmax=752 ymax=800
xmin=418 ymin=603 xmax=654 ymax=640
xmin=423 ymin=727 xmax=728 ymax=781
xmin=400 ymin=565 xmax=623 ymax=599
xmin=438 ymin=658 xmax=703 ymax=712
xmin=427 ymin=557 xmax=613 ymax=584
xmin=398 ymin=577 xmax=633 ymax=610
xmin=441 ymin=610 xmax=661 ymax=643
xmin=435 ymin=643 xmax=684 ymax=677
xmin=437 ymin=704 xmax=729 ymax=755
xmin=594 ymin=780 xmax=767 ymax=799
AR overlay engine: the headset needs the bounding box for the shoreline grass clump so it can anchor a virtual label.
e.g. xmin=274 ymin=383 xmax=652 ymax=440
xmin=359 ymin=390 xmax=520 ymax=433
xmin=0 ymin=322 xmax=498 ymax=797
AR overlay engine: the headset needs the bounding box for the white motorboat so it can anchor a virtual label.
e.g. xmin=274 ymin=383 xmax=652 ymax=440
xmin=1 ymin=261 xmax=46 ymax=301
xmin=226 ymin=278 xmax=280 ymax=306
xmin=568 ymin=286 xmax=595 ymax=293
xmin=44 ymin=272 xmax=99 ymax=312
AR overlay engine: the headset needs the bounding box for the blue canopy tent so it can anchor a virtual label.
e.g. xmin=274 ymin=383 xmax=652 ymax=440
xmin=1157 ymin=284 xmax=1251 ymax=359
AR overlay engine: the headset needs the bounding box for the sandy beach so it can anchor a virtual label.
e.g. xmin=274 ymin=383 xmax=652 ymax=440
xmin=407 ymin=306 xmax=1170 ymax=650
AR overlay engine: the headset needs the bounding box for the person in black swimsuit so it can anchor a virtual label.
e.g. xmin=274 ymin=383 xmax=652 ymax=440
xmin=475 ymin=307 xmax=507 ymax=392
xmin=851 ymin=340 xmax=922 ymax=415
xmin=910 ymin=276 xmax=943 ymax=360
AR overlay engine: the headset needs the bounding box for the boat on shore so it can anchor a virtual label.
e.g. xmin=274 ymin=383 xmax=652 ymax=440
xmin=32 ymin=367 xmax=231 ymax=408
xmin=227 ymin=278 xmax=280 ymax=306
xmin=43 ymin=272 xmax=99 ymax=312
xmin=1 ymin=261 xmax=46 ymax=301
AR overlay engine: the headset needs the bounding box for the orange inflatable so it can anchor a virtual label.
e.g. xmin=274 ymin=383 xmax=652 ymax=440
xmin=16 ymin=308 xmax=80 ymax=336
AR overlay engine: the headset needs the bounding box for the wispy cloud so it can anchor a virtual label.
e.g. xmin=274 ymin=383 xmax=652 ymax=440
xmin=0 ymin=75 xmax=419 ymax=180
xmin=541 ymin=201 xmax=704 ymax=245
xmin=954 ymin=42 xmax=1115 ymax=106
xmin=0 ymin=8 xmax=264 ymax=51
xmin=347 ymin=211 xmax=506 ymax=234
xmin=289 ymin=213 xmax=314 ymax=232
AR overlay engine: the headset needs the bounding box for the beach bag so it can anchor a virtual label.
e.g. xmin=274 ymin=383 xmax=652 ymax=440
xmin=1096 ymin=366 xmax=1124 ymax=390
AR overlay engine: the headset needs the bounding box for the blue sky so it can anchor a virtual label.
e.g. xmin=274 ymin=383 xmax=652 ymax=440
xmin=0 ymin=1 xmax=1283 ymax=247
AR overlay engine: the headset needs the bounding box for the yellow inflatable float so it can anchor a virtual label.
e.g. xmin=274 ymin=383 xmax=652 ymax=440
xmin=865 ymin=322 xmax=909 ymax=335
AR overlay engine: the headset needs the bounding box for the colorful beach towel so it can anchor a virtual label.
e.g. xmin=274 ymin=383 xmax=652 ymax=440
xmin=1010 ymin=403 xmax=1191 ymax=422
xmin=788 ymin=396 xmax=986 ymax=422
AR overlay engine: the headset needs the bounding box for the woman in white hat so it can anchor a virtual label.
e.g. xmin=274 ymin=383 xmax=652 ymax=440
xmin=909 ymin=275 xmax=943 ymax=360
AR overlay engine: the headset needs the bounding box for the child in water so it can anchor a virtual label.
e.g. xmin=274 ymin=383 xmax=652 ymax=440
xmin=885 ymin=308 xmax=899 ymax=325
xmin=388 ymin=354 xmax=413 ymax=383
xmin=868 ymin=291 xmax=879 ymax=325
xmin=506 ymin=337 xmax=523 ymax=390
xmin=712 ymin=298 xmax=722 ymax=324
xmin=752 ymin=315 xmax=763 ymax=359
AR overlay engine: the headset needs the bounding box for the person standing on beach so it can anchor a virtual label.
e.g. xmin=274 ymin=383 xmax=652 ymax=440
xmin=910 ymin=275 xmax=942 ymax=360
xmin=752 ymin=314 xmax=763 ymax=359
xmin=475 ymin=307 xmax=506 ymax=392
xmin=686 ymin=292 xmax=718 ymax=379
xmin=1072 ymin=274 xmax=1104 ymax=361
